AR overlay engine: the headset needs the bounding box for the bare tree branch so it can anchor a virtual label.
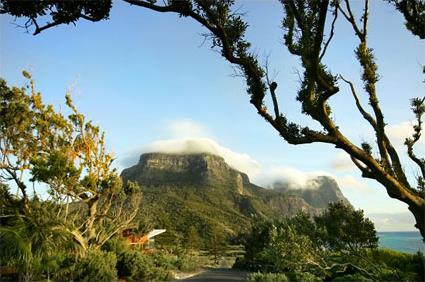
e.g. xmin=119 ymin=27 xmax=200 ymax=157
xmin=363 ymin=0 xmax=369 ymax=39
xmin=339 ymin=75 xmax=377 ymax=129
xmin=405 ymin=97 xmax=425 ymax=180
xmin=351 ymin=157 xmax=374 ymax=179
xmin=320 ymin=5 xmax=338 ymax=61
xmin=338 ymin=0 xmax=364 ymax=40
xmin=265 ymin=58 xmax=280 ymax=119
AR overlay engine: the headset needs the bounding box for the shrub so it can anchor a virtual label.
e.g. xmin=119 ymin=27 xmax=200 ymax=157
xmin=332 ymin=273 xmax=373 ymax=281
xmin=117 ymin=249 xmax=153 ymax=280
xmin=370 ymin=249 xmax=424 ymax=281
xmin=246 ymin=272 xmax=288 ymax=282
xmin=70 ymin=249 xmax=117 ymax=282
xmin=150 ymin=266 xmax=174 ymax=281
xmin=232 ymin=256 xmax=246 ymax=269
xmin=372 ymin=249 xmax=423 ymax=270
xmin=287 ymin=271 xmax=321 ymax=282
xmin=175 ymin=255 xmax=200 ymax=272
xmin=102 ymin=236 xmax=131 ymax=254
xmin=152 ymin=252 xmax=178 ymax=270
xmin=116 ymin=250 xmax=175 ymax=281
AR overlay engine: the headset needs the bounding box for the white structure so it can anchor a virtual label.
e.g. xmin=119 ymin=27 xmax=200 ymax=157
xmin=147 ymin=229 xmax=166 ymax=239
xmin=146 ymin=229 xmax=166 ymax=247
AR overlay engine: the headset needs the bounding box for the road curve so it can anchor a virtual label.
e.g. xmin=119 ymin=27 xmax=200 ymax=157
xmin=179 ymin=268 xmax=248 ymax=281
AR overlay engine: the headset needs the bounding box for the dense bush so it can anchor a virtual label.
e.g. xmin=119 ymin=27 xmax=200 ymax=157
xmin=116 ymin=249 xmax=178 ymax=281
xmin=175 ymin=254 xmax=200 ymax=272
xmin=101 ymin=235 xmax=131 ymax=254
xmin=286 ymin=271 xmax=322 ymax=282
xmin=332 ymin=273 xmax=373 ymax=282
xmin=117 ymin=249 xmax=153 ymax=280
xmin=115 ymin=248 xmax=202 ymax=281
xmin=247 ymin=272 xmax=288 ymax=282
xmin=152 ymin=252 xmax=178 ymax=270
xmin=371 ymin=249 xmax=424 ymax=281
xmin=70 ymin=249 xmax=117 ymax=282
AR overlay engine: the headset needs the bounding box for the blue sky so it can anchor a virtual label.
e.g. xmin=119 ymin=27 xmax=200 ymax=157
xmin=1 ymin=0 xmax=423 ymax=231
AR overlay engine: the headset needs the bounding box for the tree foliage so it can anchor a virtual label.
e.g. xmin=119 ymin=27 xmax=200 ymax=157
xmin=185 ymin=225 xmax=202 ymax=252
xmin=314 ymin=202 xmax=378 ymax=253
xmin=0 ymin=0 xmax=112 ymax=35
xmin=69 ymin=249 xmax=118 ymax=282
xmin=0 ymin=73 xmax=141 ymax=270
xmin=206 ymin=224 xmax=227 ymax=264
xmin=386 ymin=0 xmax=425 ymax=39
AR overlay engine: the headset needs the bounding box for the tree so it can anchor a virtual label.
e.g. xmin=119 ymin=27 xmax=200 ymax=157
xmin=0 ymin=0 xmax=112 ymax=35
xmin=0 ymin=74 xmax=142 ymax=255
xmin=386 ymin=0 xmax=425 ymax=39
xmin=314 ymin=202 xmax=378 ymax=254
xmin=1 ymin=0 xmax=424 ymax=239
xmin=206 ymin=225 xmax=227 ymax=264
xmin=184 ymin=226 xmax=202 ymax=253
xmin=262 ymin=222 xmax=325 ymax=275
xmin=155 ymin=229 xmax=182 ymax=251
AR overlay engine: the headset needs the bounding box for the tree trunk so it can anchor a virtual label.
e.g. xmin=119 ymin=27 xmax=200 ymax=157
xmin=382 ymin=180 xmax=425 ymax=241
xmin=85 ymin=196 xmax=99 ymax=245
xmin=408 ymin=201 xmax=425 ymax=242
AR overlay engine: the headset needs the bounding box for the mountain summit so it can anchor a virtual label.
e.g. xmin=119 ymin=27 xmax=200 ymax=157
xmin=121 ymin=152 xmax=249 ymax=194
xmin=121 ymin=152 xmax=349 ymax=238
xmin=272 ymin=176 xmax=351 ymax=209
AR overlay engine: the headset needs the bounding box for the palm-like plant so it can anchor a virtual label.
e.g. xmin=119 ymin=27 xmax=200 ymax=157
xmin=0 ymin=188 xmax=71 ymax=281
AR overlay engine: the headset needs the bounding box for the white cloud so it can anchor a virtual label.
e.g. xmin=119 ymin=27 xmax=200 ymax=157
xmin=120 ymin=137 xmax=260 ymax=177
xmin=252 ymin=166 xmax=332 ymax=190
xmin=252 ymin=165 xmax=373 ymax=194
xmin=120 ymin=119 xmax=260 ymax=176
xmin=335 ymin=175 xmax=373 ymax=194
xmin=386 ymin=120 xmax=425 ymax=153
xmin=167 ymin=119 xmax=209 ymax=139
xmin=330 ymin=152 xmax=356 ymax=172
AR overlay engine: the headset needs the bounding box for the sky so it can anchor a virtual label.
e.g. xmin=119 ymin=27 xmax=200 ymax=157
xmin=1 ymin=0 xmax=424 ymax=231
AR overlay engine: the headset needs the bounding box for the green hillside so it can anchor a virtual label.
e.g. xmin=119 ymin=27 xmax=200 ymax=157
xmin=121 ymin=153 xmax=347 ymax=243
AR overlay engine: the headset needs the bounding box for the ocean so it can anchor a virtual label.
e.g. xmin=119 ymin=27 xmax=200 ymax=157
xmin=378 ymin=232 xmax=425 ymax=254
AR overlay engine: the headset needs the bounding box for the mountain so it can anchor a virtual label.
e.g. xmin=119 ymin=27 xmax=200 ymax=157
xmin=121 ymin=153 xmax=349 ymax=241
xmin=272 ymin=176 xmax=351 ymax=209
xmin=121 ymin=153 xmax=250 ymax=193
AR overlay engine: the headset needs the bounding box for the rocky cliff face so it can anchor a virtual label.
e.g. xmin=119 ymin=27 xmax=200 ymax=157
xmin=121 ymin=152 xmax=249 ymax=194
